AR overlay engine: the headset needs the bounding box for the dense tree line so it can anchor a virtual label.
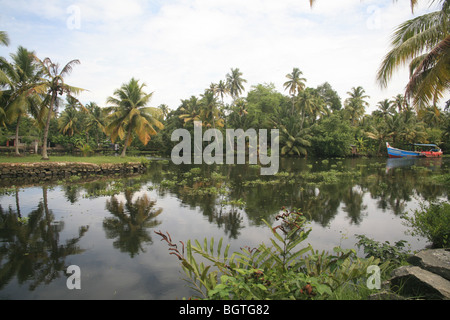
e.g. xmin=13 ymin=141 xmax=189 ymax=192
xmin=0 ymin=44 xmax=448 ymax=159
xmin=1 ymin=0 xmax=449 ymax=158
xmin=146 ymin=72 xmax=449 ymax=158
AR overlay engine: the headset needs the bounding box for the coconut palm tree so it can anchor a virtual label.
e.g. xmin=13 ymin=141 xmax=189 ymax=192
xmin=309 ymin=1 xmax=449 ymax=108
xmin=58 ymin=95 xmax=85 ymax=137
xmin=200 ymin=90 xmax=224 ymax=128
xmin=365 ymin=125 xmax=394 ymax=155
xmin=179 ymin=96 xmax=202 ymax=125
xmin=1 ymin=46 xmax=43 ymax=155
xmin=277 ymin=117 xmax=312 ymax=157
xmin=32 ymin=56 xmax=85 ymax=160
xmin=420 ymin=104 xmax=442 ymax=125
xmin=297 ymin=88 xmax=325 ymax=129
xmin=377 ymin=0 xmax=449 ymax=108
xmin=375 ymin=99 xmax=395 ymax=120
xmin=226 ymin=68 xmax=247 ymax=101
xmin=105 ymin=78 xmax=163 ymax=157
xmin=157 ymin=104 xmax=170 ymax=120
xmin=216 ymin=80 xmax=229 ymax=104
xmin=284 ymin=67 xmax=307 ymax=115
xmin=104 ymin=190 xmax=162 ymax=257
xmin=344 ymin=86 xmax=370 ymax=126
xmin=84 ymin=102 xmax=106 ymax=145
xmin=58 ymin=105 xmax=79 ymax=137
xmin=0 ymin=31 xmax=9 ymax=46
xmin=391 ymin=94 xmax=409 ymax=113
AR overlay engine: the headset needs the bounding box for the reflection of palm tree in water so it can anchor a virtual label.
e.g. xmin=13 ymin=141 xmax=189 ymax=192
xmin=342 ymin=187 xmax=367 ymax=225
xmin=0 ymin=186 xmax=88 ymax=291
xmin=104 ymin=190 xmax=163 ymax=257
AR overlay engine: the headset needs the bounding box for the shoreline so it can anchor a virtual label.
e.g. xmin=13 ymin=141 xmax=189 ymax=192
xmin=0 ymin=160 xmax=148 ymax=183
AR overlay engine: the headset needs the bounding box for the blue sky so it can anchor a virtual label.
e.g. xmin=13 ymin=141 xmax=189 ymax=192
xmin=0 ymin=0 xmax=441 ymax=112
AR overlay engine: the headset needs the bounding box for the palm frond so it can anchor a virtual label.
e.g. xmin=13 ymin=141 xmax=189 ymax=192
xmin=60 ymin=59 xmax=81 ymax=77
xmin=377 ymin=11 xmax=444 ymax=88
xmin=0 ymin=31 xmax=10 ymax=46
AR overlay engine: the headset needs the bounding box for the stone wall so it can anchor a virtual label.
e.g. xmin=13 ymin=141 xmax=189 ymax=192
xmin=0 ymin=162 xmax=147 ymax=182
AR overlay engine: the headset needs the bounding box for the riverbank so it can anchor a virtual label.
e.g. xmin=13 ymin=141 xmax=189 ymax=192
xmin=0 ymin=155 xmax=150 ymax=183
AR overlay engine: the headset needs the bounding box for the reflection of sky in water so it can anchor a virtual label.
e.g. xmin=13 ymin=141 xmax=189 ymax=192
xmin=0 ymin=157 xmax=447 ymax=299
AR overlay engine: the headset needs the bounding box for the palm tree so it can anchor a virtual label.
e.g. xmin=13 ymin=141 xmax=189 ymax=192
xmin=200 ymin=90 xmax=224 ymax=128
xmin=391 ymin=94 xmax=409 ymax=113
xmin=105 ymin=78 xmax=163 ymax=157
xmin=0 ymin=31 xmax=10 ymax=88
xmin=179 ymin=96 xmax=201 ymax=125
xmin=420 ymin=105 xmax=442 ymax=126
xmin=228 ymin=98 xmax=251 ymax=129
xmin=104 ymin=190 xmax=162 ymax=257
xmin=226 ymin=68 xmax=247 ymax=101
xmin=157 ymin=104 xmax=170 ymax=120
xmin=1 ymin=46 xmax=43 ymax=155
xmin=32 ymin=56 xmax=85 ymax=160
xmin=344 ymin=86 xmax=369 ymax=126
xmin=58 ymin=105 xmax=79 ymax=137
xmin=277 ymin=117 xmax=312 ymax=157
xmin=309 ymin=1 xmax=449 ymax=107
xmin=234 ymin=98 xmax=248 ymax=117
xmin=283 ymin=67 xmax=306 ymax=115
xmin=365 ymin=125 xmax=394 ymax=155
xmin=297 ymin=88 xmax=324 ymax=129
xmin=216 ymin=80 xmax=229 ymax=104
xmin=0 ymin=31 xmax=9 ymax=46
xmin=377 ymin=0 xmax=449 ymax=108
xmin=375 ymin=99 xmax=395 ymax=120
xmin=59 ymin=95 xmax=87 ymax=138
xmin=84 ymin=102 xmax=106 ymax=145
xmin=207 ymin=82 xmax=218 ymax=96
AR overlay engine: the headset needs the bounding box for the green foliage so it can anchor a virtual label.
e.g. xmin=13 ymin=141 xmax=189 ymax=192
xmin=77 ymin=142 xmax=93 ymax=157
xmin=355 ymin=234 xmax=411 ymax=267
xmin=310 ymin=114 xmax=355 ymax=157
xmin=156 ymin=207 xmax=387 ymax=300
xmin=401 ymin=201 xmax=450 ymax=248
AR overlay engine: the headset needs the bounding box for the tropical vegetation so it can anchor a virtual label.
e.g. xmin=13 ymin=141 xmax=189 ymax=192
xmin=0 ymin=0 xmax=449 ymax=159
xmin=156 ymin=207 xmax=393 ymax=300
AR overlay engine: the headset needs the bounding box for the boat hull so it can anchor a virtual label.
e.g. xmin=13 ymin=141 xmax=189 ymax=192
xmin=387 ymin=147 xmax=423 ymax=158
xmin=386 ymin=142 xmax=443 ymax=158
xmin=421 ymin=151 xmax=443 ymax=158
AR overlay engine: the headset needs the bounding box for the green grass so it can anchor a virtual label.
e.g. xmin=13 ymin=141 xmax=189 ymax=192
xmin=0 ymin=155 xmax=149 ymax=165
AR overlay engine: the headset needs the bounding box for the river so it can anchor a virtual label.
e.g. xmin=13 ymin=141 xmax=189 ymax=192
xmin=0 ymin=157 xmax=448 ymax=299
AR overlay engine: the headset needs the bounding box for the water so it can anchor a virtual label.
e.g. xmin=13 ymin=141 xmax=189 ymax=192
xmin=0 ymin=157 xmax=448 ymax=299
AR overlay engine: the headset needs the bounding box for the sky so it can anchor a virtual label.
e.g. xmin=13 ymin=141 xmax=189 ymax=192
xmin=0 ymin=0 xmax=444 ymax=113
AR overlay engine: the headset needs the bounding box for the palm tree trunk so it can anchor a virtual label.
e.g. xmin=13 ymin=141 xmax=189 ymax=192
xmin=121 ymin=126 xmax=132 ymax=157
xmin=15 ymin=187 xmax=21 ymax=218
xmin=41 ymin=93 xmax=56 ymax=160
xmin=300 ymin=108 xmax=306 ymax=130
xmin=291 ymin=96 xmax=296 ymax=116
xmin=14 ymin=115 xmax=21 ymax=156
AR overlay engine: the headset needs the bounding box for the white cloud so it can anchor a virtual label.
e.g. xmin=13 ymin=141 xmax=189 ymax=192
xmin=0 ymin=0 xmax=447 ymax=112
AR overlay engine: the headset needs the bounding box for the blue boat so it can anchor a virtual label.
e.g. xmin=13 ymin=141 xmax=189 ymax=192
xmin=386 ymin=142 xmax=443 ymax=158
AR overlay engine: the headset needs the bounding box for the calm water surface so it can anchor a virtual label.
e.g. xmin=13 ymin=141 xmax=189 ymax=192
xmin=0 ymin=157 xmax=448 ymax=299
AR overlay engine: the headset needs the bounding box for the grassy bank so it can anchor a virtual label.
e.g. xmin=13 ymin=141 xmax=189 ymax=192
xmin=0 ymin=155 xmax=150 ymax=165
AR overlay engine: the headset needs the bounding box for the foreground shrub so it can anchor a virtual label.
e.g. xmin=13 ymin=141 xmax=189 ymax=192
xmin=402 ymin=201 xmax=450 ymax=248
xmin=156 ymin=207 xmax=387 ymax=300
